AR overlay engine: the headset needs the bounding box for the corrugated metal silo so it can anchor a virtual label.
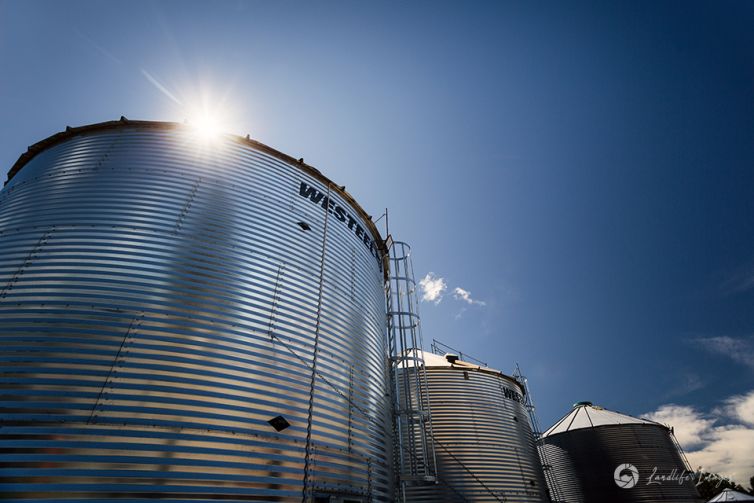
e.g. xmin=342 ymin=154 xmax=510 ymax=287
xmin=402 ymin=351 xmax=548 ymax=503
xmin=538 ymin=402 xmax=704 ymax=503
xmin=0 ymin=120 xmax=392 ymax=502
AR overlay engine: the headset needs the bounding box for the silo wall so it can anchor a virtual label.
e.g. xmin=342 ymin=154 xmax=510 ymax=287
xmin=538 ymin=424 xmax=703 ymax=503
xmin=0 ymin=120 xmax=391 ymax=502
xmin=404 ymin=361 xmax=548 ymax=502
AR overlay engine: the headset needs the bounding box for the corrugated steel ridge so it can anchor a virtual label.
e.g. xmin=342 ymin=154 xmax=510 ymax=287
xmin=5 ymin=117 xmax=388 ymax=269
xmin=0 ymin=124 xmax=393 ymax=500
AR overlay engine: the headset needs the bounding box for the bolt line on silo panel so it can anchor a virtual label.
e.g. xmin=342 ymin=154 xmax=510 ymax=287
xmin=385 ymin=240 xmax=437 ymax=500
xmin=88 ymin=313 xmax=144 ymax=425
xmin=0 ymin=228 xmax=53 ymax=301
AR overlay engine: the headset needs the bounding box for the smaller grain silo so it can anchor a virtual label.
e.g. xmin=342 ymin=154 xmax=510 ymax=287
xmin=402 ymin=351 xmax=548 ymax=503
xmin=707 ymin=489 xmax=754 ymax=502
xmin=538 ymin=402 xmax=703 ymax=503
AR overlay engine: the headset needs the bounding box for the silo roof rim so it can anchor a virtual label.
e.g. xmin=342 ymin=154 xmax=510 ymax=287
xmin=406 ymin=350 xmax=523 ymax=389
xmin=4 ymin=119 xmax=387 ymax=271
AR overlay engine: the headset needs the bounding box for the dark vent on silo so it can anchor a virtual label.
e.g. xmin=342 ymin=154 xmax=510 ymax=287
xmin=267 ymin=415 xmax=291 ymax=432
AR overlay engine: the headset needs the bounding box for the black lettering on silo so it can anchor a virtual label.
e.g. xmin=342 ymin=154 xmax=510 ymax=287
xmin=334 ymin=206 xmax=347 ymax=222
xmin=299 ymin=182 xmax=325 ymax=204
xmin=321 ymin=196 xmax=335 ymax=212
xmin=346 ymin=215 xmax=357 ymax=230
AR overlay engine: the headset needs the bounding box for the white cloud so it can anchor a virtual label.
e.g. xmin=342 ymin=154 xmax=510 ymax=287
xmin=418 ymin=273 xmax=447 ymax=304
xmin=725 ymin=392 xmax=754 ymax=427
xmin=694 ymin=336 xmax=754 ymax=370
xmin=452 ymin=287 xmax=486 ymax=306
xmin=644 ymin=390 xmax=754 ymax=483
xmin=645 ymin=405 xmax=714 ymax=449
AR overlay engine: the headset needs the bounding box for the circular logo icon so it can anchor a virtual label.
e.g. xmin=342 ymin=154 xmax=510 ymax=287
xmin=614 ymin=463 xmax=639 ymax=489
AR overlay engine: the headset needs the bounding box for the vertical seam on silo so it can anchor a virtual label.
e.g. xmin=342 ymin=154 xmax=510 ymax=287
xmin=0 ymin=227 xmax=52 ymax=301
xmin=302 ymin=182 xmax=331 ymax=503
xmin=348 ymin=363 xmax=354 ymax=454
xmin=173 ymin=179 xmax=201 ymax=235
xmin=88 ymin=312 xmax=144 ymax=424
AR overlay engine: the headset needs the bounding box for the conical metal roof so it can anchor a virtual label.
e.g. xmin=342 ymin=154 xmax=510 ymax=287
xmin=708 ymin=489 xmax=754 ymax=502
xmin=541 ymin=402 xmax=661 ymax=437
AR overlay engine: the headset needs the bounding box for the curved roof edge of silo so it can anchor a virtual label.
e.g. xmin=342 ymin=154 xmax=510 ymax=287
xmin=5 ymin=118 xmax=389 ymax=274
xmin=540 ymin=402 xmax=668 ymax=438
xmin=408 ymin=349 xmax=526 ymax=394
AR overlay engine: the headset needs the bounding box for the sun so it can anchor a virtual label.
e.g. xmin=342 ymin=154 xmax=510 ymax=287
xmin=187 ymin=110 xmax=225 ymax=142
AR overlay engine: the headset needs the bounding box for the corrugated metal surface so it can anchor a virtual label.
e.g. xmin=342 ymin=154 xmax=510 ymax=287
xmin=0 ymin=122 xmax=391 ymax=502
xmin=403 ymin=361 xmax=548 ymax=503
xmin=538 ymin=424 xmax=703 ymax=503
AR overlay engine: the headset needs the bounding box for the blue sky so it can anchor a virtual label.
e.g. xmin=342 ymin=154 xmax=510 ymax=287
xmin=1 ymin=0 xmax=753 ymax=482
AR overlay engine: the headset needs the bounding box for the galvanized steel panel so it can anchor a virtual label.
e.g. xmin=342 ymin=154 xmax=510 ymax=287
xmin=404 ymin=365 xmax=548 ymax=503
xmin=0 ymin=123 xmax=391 ymax=502
xmin=538 ymin=424 xmax=703 ymax=503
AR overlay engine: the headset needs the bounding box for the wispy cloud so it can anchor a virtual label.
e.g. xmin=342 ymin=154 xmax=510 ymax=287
xmin=661 ymin=372 xmax=705 ymax=400
xmin=720 ymin=261 xmax=754 ymax=295
xmin=418 ymin=273 xmax=447 ymax=304
xmin=644 ymin=390 xmax=754 ymax=483
xmin=693 ymin=335 xmax=754 ymax=370
xmin=419 ymin=273 xmax=487 ymax=314
xmin=453 ymin=287 xmax=486 ymax=306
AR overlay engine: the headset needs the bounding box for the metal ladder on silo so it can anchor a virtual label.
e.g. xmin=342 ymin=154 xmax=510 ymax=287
xmin=385 ymin=240 xmax=438 ymax=503
xmin=669 ymin=426 xmax=697 ymax=474
xmin=514 ymin=364 xmax=565 ymax=503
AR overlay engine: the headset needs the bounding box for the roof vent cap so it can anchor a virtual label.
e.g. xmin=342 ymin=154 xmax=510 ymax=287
xmin=573 ymin=401 xmax=593 ymax=408
xmin=445 ymin=353 xmax=459 ymax=364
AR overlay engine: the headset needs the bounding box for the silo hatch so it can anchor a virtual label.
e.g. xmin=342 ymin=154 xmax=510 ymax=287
xmin=267 ymin=415 xmax=290 ymax=432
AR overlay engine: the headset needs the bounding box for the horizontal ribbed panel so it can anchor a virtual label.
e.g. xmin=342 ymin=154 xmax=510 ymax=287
xmin=0 ymin=125 xmax=391 ymax=502
xmin=404 ymin=367 xmax=548 ymax=503
xmin=538 ymin=424 xmax=703 ymax=503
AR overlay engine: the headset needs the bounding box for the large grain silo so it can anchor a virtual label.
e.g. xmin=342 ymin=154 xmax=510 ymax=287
xmin=0 ymin=119 xmax=392 ymax=502
xmin=402 ymin=351 xmax=548 ymax=503
xmin=538 ymin=402 xmax=703 ymax=503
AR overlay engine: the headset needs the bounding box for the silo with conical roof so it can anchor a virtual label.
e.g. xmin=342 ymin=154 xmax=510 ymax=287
xmin=538 ymin=402 xmax=703 ymax=503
